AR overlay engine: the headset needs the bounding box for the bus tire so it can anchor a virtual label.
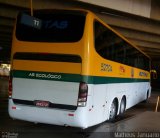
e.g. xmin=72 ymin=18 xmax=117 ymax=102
xmin=144 ymin=90 xmax=149 ymax=103
xmin=119 ymin=96 xmax=126 ymax=116
xmin=109 ymin=99 xmax=118 ymax=122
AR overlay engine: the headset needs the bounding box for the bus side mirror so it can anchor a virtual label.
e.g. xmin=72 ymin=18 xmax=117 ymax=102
xmin=150 ymin=70 xmax=157 ymax=79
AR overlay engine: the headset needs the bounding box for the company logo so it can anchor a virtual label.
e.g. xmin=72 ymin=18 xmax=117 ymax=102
xmin=139 ymin=72 xmax=148 ymax=77
xmin=119 ymin=66 xmax=125 ymax=75
xmin=131 ymin=68 xmax=134 ymax=78
xmin=44 ymin=20 xmax=68 ymax=29
xmin=28 ymin=72 xmax=61 ymax=79
xmin=101 ymin=63 xmax=112 ymax=72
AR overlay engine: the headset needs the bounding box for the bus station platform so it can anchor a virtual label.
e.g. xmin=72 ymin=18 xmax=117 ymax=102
xmin=86 ymin=111 xmax=160 ymax=138
xmin=114 ymin=111 xmax=160 ymax=132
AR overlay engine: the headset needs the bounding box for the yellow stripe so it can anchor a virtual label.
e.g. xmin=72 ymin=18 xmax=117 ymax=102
xmin=13 ymin=60 xmax=81 ymax=74
xmin=84 ymin=53 xmax=150 ymax=79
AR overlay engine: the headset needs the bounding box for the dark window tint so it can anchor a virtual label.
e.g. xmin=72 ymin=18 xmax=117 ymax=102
xmin=14 ymin=53 xmax=82 ymax=63
xmin=16 ymin=10 xmax=86 ymax=42
xmin=94 ymin=21 xmax=150 ymax=71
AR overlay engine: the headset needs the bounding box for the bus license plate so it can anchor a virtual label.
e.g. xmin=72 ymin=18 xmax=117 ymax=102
xmin=35 ymin=100 xmax=49 ymax=107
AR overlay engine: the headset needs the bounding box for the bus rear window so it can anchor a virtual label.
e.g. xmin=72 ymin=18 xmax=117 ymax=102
xmin=16 ymin=10 xmax=86 ymax=42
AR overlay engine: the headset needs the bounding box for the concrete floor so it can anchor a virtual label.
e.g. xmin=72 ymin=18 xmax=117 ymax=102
xmin=0 ymin=77 xmax=160 ymax=138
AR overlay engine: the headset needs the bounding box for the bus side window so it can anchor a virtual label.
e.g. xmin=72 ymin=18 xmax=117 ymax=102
xmin=94 ymin=21 xmax=125 ymax=63
xmin=94 ymin=20 xmax=150 ymax=72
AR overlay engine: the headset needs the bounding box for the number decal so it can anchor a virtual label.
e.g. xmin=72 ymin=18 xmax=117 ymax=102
xmin=101 ymin=63 xmax=112 ymax=72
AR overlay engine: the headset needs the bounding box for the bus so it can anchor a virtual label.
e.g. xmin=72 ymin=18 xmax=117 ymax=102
xmin=9 ymin=9 xmax=151 ymax=129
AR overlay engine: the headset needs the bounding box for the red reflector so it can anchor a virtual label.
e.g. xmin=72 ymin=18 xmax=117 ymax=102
xmin=12 ymin=106 xmax=16 ymax=110
xmin=8 ymin=78 xmax=12 ymax=97
xmin=68 ymin=113 xmax=74 ymax=116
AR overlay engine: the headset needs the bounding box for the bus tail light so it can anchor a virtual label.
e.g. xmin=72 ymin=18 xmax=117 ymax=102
xmin=78 ymin=82 xmax=88 ymax=107
xmin=8 ymin=77 xmax=12 ymax=97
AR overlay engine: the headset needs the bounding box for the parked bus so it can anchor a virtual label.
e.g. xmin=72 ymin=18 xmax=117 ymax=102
xmin=9 ymin=9 xmax=151 ymax=128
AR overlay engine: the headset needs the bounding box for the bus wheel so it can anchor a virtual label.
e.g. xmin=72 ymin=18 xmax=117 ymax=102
xmin=109 ymin=99 xmax=117 ymax=122
xmin=144 ymin=90 xmax=149 ymax=103
xmin=119 ymin=97 xmax=126 ymax=116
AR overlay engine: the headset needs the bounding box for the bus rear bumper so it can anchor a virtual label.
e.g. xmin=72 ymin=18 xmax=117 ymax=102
xmin=8 ymin=99 xmax=88 ymax=129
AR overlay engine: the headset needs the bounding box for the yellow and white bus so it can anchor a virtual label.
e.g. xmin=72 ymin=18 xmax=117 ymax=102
xmin=9 ymin=9 xmax=151 ymax=128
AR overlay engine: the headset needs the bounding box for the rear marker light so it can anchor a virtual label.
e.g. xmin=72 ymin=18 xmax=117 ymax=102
xmin=78 ymin=82 xmax=88 ymax=107
xmin=12 ymin=106 xmax=16 ymax=110
xmin=8 ymin=78 xmax=12 ymax=97
xmin=68 ymin=113 xmax=74 ymax=116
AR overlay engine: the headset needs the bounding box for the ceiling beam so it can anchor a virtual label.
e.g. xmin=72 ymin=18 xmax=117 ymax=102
xmin=96 ymin=12 xmax=160 ymax=35
xmin=0 ymin=17 xmax=15 ymax=27
xmin=146 ymin=53 xmax=160 ymax=57
xmin=0 ymin=35 xmax=12 ymax=40
xmin=0 ymin=43 xmax=11 ymax=49
xmin=0 ymin=26 xmax=13 ymax=34
xmin=0 ymin=5 xmax=18 ymax=19
xmin=0 ymin=38 xmax=12 ymax=43
xmin=0 ymin=41 xmax=12 ymax=46
xmin=113 ymin=26 xmax=160 ymax=43
xmin=0 ymin=0 xmax=30 ymax=8
xmin=140 ymin=47 xmax=160 ymax=54
xmin=130 ymin=39 xmax=160 ymax=49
